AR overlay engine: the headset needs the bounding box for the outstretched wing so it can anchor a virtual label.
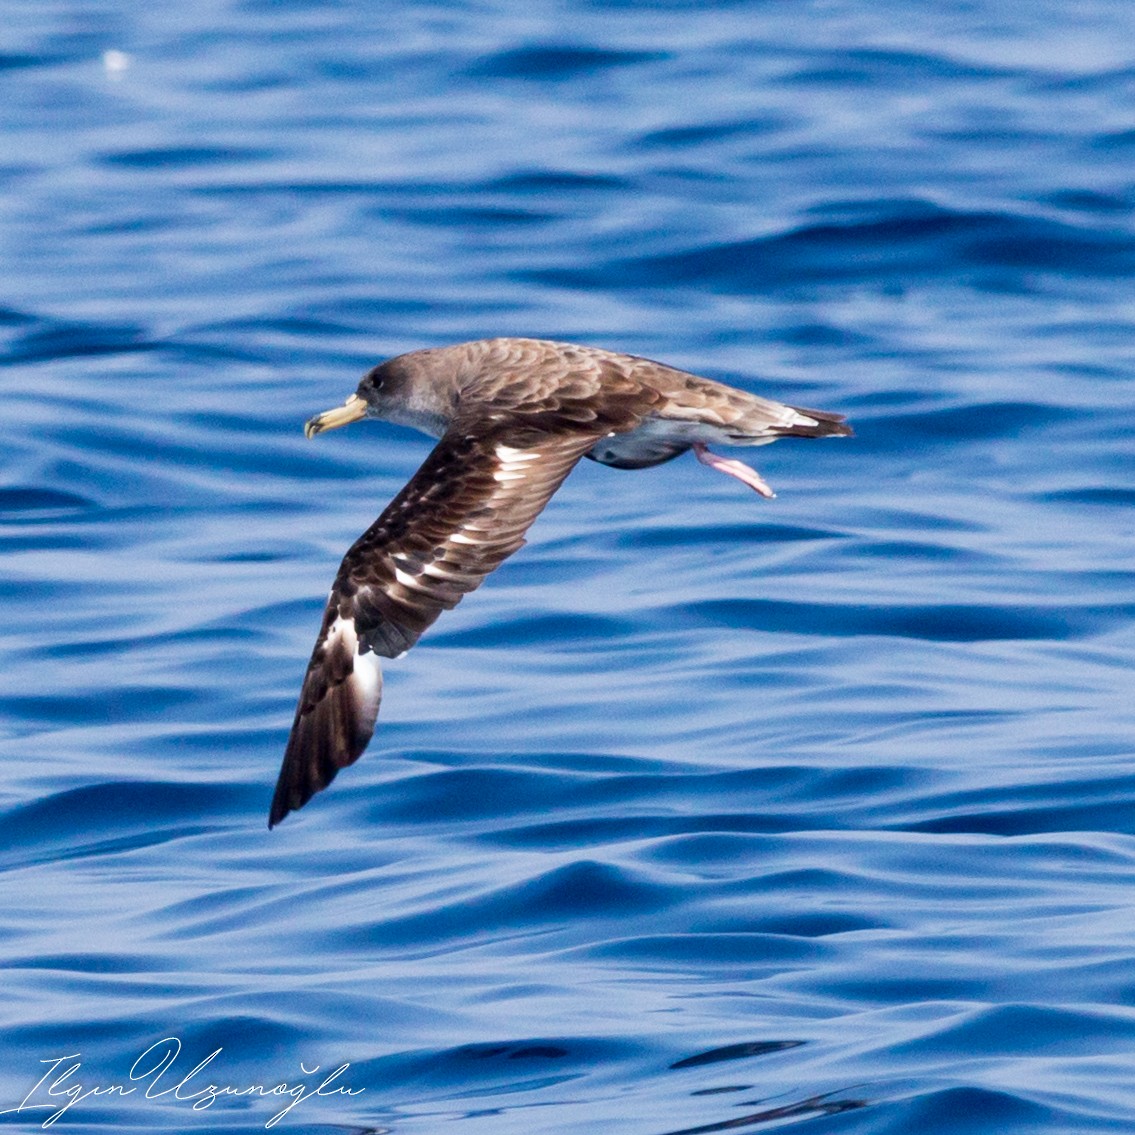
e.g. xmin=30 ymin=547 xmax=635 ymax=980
xmin=269 ymin=419 xmax=610 ymax=826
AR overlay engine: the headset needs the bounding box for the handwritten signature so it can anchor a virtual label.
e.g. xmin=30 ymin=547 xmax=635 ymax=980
xmin=0 ymin=1036 xmax=364 ymax=1128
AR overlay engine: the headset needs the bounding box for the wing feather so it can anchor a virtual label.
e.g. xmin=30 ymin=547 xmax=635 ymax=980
xmin=268 ymin=418 xmax=614 ymax=826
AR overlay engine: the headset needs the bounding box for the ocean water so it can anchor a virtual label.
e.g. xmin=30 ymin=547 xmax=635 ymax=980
xmin=3 ymin=1 xmax=1135 ymax=1131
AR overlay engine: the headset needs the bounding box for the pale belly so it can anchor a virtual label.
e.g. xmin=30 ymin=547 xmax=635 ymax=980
xmin=586 ymin=416 xmax=774 ymax=469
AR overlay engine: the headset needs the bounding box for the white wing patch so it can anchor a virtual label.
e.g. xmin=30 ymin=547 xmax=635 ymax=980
xmin=352 ymin=649 xmax=382 ymax=718
xmin=492 ymin=443 xmax=542 ymax=482
xmin=393 ymin=565 xmax=427 ymax=590
xmin=324 ymin=614 xmax=382 ymax=731
xmin=496 ymin=444 xmax=542 ymax=463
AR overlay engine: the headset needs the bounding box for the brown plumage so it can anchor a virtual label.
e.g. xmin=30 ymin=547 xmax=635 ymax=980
xmin=269 ymin=338 xmax=850 ymax=826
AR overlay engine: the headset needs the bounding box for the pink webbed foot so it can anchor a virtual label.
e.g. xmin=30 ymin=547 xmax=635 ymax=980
xmin=693 ymin=443 xmax=776 ymax=498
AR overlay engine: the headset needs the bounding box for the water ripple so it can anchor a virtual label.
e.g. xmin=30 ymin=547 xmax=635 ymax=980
xmin=3 ymin=4 xmax=1135 ymax=1133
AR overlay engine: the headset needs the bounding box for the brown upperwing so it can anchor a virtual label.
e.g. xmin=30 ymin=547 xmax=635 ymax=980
xmin=268 ymin=409 xmax=650 ymax=826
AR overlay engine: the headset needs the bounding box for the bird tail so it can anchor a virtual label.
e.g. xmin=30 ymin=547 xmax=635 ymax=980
xmin=777 ymin=404 xmax=853 ymax=439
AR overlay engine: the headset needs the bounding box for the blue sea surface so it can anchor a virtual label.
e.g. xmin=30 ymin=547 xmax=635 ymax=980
xmin=3 ymin=1 xmax=1135 ymax=1131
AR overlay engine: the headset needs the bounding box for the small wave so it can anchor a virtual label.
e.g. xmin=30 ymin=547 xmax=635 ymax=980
xmin=466 ymin=44 xmax=666 ymax=81
xmin=525 ymin=202 xmax=1135 ymax=293
xmin=687 ymin=597 xmax=1085 ymax=641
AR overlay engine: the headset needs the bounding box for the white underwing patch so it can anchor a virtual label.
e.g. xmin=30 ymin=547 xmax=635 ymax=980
xmin=325 ymin=615 xmax=382 ymax=722
xmin=495 ymin=444 xmax=541 ymax=463
xmin=350 ymin=647 xmax=382 ymax=708
xmin=393 ymin=565 xmax=427 ymax=589
xmin=492 ymin=443 xmax=542 ymax=483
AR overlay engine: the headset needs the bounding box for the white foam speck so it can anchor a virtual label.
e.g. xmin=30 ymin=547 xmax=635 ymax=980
xmin=103 ymin=49 xmax=130 ymax=77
